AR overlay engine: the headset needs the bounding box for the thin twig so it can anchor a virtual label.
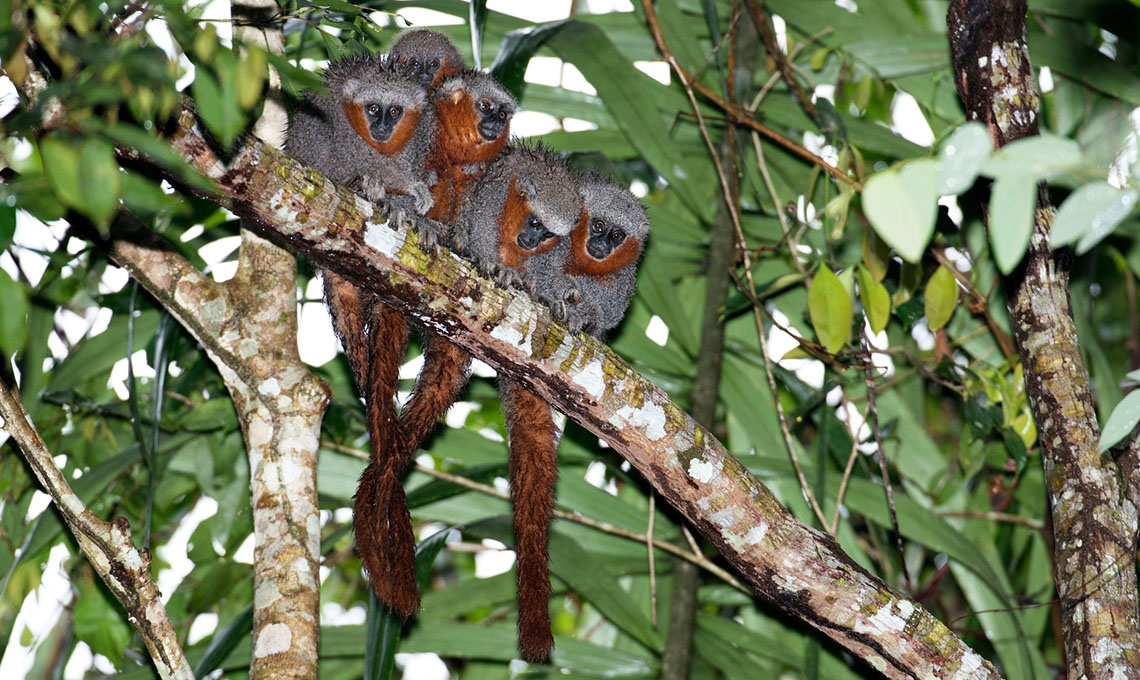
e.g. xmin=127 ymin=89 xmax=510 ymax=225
xmin=830 ymin=399 xmax=869 ymax=534
xmin=647 ymin=493 xmax=658 ymax=626
xmin=643 ymin=4 xmax=858 ymax=190
xmin=861 ymin=329 xmax=912 ymax=592
xmin=936 ymin=511 xmax=1045 ymax=531
xmin=745 ymin=0 xmax=817 ymax=121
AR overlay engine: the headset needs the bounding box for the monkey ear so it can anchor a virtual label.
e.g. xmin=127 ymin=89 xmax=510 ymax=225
xmin=522 ymin=177 xmax=538 ymax=199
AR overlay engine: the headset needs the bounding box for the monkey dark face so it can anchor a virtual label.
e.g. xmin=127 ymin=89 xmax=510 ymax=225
xmin=476 ymin=98 xmax=511 ymax=142
xmin=364 ymin=102 xmax=405 ymax=142
xmin=585 ymin=216 xmax=627 ymax=260
xmin=401 ymin=55 xmax=445 ymax=88
xmin=516 ymin=213 xmax=559 ymax=251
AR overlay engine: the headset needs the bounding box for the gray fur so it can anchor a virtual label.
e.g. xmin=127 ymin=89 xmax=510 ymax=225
xmin=528 ymin=173 xmax=649 ymax=337
xmin=285 ymin=55 xmax=436 ymax=212
xmin=457 ymin=142 xmax=580 ymax=272
xmin=388 ymin=29 xmax=464 ymax=86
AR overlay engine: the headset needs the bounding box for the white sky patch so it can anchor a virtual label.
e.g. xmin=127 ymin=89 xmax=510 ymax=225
xmin=1038 ymin=66 xmax=1054 ymax=93
xmin=938 ymin=195 xmax=964 ymax=227
xmin=562 ymin=117 xmax=597 ymax=132
xmin=561 ymin=62 xmax=596 ymax=95
xmin=512 ymin=110 xmax=562 ymax=137
xmin=444 ymin=401 xmax=480 ymax=428
xmin=645 ymin=315 xmax=669 ymax=346
xmin=471 ymin=358 xmax=497 ymax=378
xmin=767 ymin=308 xmax=825 ymax=389
xmin=474 ymin=539 xmax=515 ymax=577
xmin=814 ymin=83 xmax=835 ymax=104
xmin=629 ymin=180 xmax=649 ymax=198
xmin=298 ymin=277 xmax=337 ymax=367
xmin=634 ymin=61 xmax=670 ymax=86
xmin=911 ymin=318 xmax=936 ymax=351
xmin=188 ymin=613 xmax=219 ymax=645
xmin=891 ymin=92 xmax=935 ymax=147
xmin=524 ymin=56 xmax=564 ymax=87
xmin=0 ymin=76 xmax=18 ymax=118
xmin=397 ymin=653 xmax=450 ymax=680
xmin=488 ymin=0 xmax=571 ymax=22
xmin=395 ymin=7 xmax=464 ymax=26
xmin=199 ymin=235 xmax=241 ymax=282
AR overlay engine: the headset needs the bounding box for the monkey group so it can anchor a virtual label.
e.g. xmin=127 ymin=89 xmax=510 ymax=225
xmin=285 ymin=28 xmax=649 ymax=663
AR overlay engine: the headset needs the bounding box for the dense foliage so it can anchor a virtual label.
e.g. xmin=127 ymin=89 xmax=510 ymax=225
xmin=2 ymin=0 xmax=1140 ymax=678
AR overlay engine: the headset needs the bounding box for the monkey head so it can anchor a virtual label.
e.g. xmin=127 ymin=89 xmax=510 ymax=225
xmin=460 ymin=143 xmax=582 ymax=272
xmin=323 ymin=56 xmax=431 ymax=155
xmin=387 ymin=28 xmax=465 ymax=88
xmin=566 ymin=173 xmax=649 ymax=277
xmin=433 ymin=70 xmax=516 ymax=165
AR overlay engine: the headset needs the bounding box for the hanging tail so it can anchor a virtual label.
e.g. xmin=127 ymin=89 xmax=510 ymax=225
xmin=501 ymin=378 xmax=560 ymax=662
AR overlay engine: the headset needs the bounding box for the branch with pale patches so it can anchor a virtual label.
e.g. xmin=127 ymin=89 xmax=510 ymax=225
xmin=0 ymin=380 xmax=193 ymax=680
xmin=121 ymin=106 xmax=1002 ymax=680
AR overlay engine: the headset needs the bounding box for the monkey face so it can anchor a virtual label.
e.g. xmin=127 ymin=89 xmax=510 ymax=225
xmin=516 ymin=213 xmax=560 ymax=250
xmin=476 ymin=97 xmax=511 ymax=142
xmin=585 ymin=216 xmax=627 ymax=260
xmin=566 ymin=176 xmax=649 ymax=277
xmin=363 ymin=101 xmax=406 ymax=143
xmin=389 ymin=29 xmax=464 ymax=88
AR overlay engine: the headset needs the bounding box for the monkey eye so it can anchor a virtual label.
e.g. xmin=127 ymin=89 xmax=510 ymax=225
xmin=430 ymin=58 xmax=440 ymax=69
xmin=611 ymin=230 xmax=626 ymax=244
xmin=527 ymin=214 xmax=542 ymax=229
xmin=497 ymin=110 xmax=507 ymax=120
xmin=590 ymin=219 xmax=605 ymax=235
xmin=409 ymin=58 xmax=421 ymax=69
xmin=388 ymin=105 xmax=403 ymax=118
xmin=477 ymin=99 xmax=493 ymax=113
xmin=366 ymin=103 xmax=381 ymax=116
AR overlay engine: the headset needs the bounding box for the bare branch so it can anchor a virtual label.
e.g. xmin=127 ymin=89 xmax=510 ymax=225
xmin=0 ymin=380 xmax=193 ymax=680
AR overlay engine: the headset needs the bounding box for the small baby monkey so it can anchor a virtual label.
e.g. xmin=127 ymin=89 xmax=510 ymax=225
xmin=285 ymin=54 xmax=437 ymax=618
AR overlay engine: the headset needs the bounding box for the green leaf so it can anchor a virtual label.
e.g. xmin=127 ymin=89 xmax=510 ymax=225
xmin=863 ymin=228 xmax=890 ymax=283
xmin=236 ymin=44 xmax=268 ymax=111
xmin=924 ymin=264 xmax=959 ymax=331
xmin=73 ymin=584 xmax=131 ymax=666
xmin=39 ymin=135 xmax=84 ymax=212
xmin=469 ymin=0 xmax=488 ymax=69
xmin=1099 ymin=389 xmax=1140 ymax=452
xmin=863 ymin=159 xmax=939 ymax=263
xmin=1049 ymin=181 xmax=1139 ymax=253
xmin=488 ymin=21 xmax=570 ymax=99
xmin=808 ymin=265 xmax=853 ymax=354
xmin=0 ymin=267 xmax=29 ymax=357
xmin=179 ymin=397 xmax=239 ymax=431
xmin=77 ymin=137 xmax=122 ymax=230
xmin=192 ymin=63 xmax=245 ymax=147
xmin=982 ymin=134 xmax=1083 ymax=181
xmin=938 ymin=122 xmax=990 ymax=194
xmin=0 ymin=204 xmax=15 ymax=251
xmin=856 ymin=264 xmax=890 ymax=334
xmin=989 ymin=172 xmax=1037 ymax=274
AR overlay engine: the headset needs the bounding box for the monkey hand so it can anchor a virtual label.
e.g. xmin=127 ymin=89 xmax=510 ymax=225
xmin=410 ymin=215 xmax=446 ymax=254
xmin=361 ymin=175 xmax=389 ymax=204
xmin=408 ymin=180 xmax=435 ymax=216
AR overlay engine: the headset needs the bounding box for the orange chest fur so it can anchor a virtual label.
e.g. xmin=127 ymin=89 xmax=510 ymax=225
xmin=433 ymin=93 xmax=509 ymax=165
xmin=343 ymin=102 xmax=421 ymax=155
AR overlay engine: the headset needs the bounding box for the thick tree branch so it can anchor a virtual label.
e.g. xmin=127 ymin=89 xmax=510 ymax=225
xmin=947 ymin=1 xmax=1140 ymax=677
xmin=126 ymin=105 xmax=1003 ymax=679
xmin=228 ymin=2 xmax=323 ymax=677
xmin=0 ymin=380 xmax=193 ymax=680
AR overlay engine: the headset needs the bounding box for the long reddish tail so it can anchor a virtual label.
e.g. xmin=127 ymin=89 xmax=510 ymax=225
xmin=399 ymin=334 xmax=472 ymax=457
xmin=322 ymin=271 xmax=371 ymax=395
xmin=354 ymin=304 xmax=420 ymax=618
xmin=501 ymin=378 xmax=560 ymax=663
